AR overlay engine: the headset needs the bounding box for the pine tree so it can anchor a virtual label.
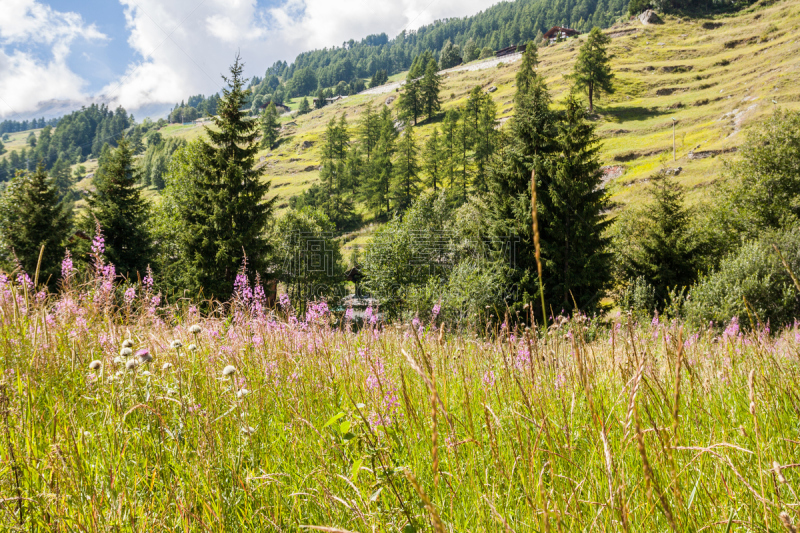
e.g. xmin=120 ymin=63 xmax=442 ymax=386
xmin=421 ymin=59 xmax=442 ymax=121
xmin=260 ymin=103 xmax=280 ymax=149
xmin=315 ymin=88 xmax=326 ymax=109
xmin=571 ymin=27 xmax=614 ymax=112
xmin=538 ymin=93 xmax=611 ymax=311
xmin=423 ymin=128 xmax=444 ymax=191
xmin=177 ymin=55 xmax=276 ymax=299
xmin=83 ymin=137 xmax=152 ymax=278
xmin=0 ymin=163 xmax=71 ymax=286
xmin=392 ymin=127 xmax=420 ymax=212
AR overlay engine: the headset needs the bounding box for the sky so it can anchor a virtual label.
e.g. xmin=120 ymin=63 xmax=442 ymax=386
xmin=0 ymin=0 xmax=500 ymax=121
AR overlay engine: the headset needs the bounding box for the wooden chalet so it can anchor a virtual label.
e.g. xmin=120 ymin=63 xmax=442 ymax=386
xmin=543 ymin=26 xmax=579 ymax=43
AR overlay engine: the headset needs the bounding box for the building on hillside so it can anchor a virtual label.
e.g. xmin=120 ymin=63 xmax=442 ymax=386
xmin=313 ymin=95 xmax=347 ymax=107
xmin=543 ymin=26 xmax=580 ymax=43
xmin=496 ymin=43 xmax=527 ymax=58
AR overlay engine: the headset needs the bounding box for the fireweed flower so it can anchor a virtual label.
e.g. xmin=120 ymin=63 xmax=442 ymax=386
xmin=483 ymin=370 xmax=496 ymax=387
xmin=344 ymin=308 xmax=354 ymax=322
xmin=432 ymin=303 xmax=441 ymax=319
xmin=61 ymin=250 xmax=74 ymax=280
xmin=223 ymin=365 xmax=237 ymax=377
xmin=124 ymin=287 xmax=136 ymax=305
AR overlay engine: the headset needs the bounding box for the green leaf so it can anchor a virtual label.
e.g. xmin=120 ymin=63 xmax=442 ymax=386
xmin=323 ymin=412 xmax=345 ymax=429
xmin=339 ymin=419 xmax=351 ymax=434
xmin=350 ymin=457 xmax=364 ymax=481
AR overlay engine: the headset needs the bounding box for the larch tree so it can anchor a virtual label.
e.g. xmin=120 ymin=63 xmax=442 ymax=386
xmin=423 ymin=128 xmax=444 ymax=191
xmin=421 ymin=59 xmax=442 ymax=121
xmin=260 ymin=103 xmax=280 ymax=149
xmin=392 ymin=127 xmax=421 ymax=213
xmin=571 ymin=27 xmax=614 ymax=112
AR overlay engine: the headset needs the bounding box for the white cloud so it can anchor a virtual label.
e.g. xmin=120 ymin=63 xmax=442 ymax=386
xmin=104 ymin=0 xmax=499 ymax=114
xmin=0 ymin=0 xmax=106 ymax=118
xmin=2 ymin=0 xmax=499 ymax=118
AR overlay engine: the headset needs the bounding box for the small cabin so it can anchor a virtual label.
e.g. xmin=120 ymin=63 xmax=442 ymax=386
xmin=496 ymin=44 xmax=527 ymax=58
xmin=543 ymin=26 xmax=579 ymax=43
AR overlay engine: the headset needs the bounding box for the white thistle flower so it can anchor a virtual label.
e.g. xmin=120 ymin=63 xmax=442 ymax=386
xmin=237 ymin=389 xmax=250 ymax=398
xmin=125 ymin=359 xmax=138 ymax=371
xmin=240 ymin=426 xmax=256 ymax=435
xmin=113 ymin=356 xmax=124 ymax=365
xmin=188 ymin=324 xmax=202 ymax=334
xmin=120 ymin=347 xmax=133 ymax=357
xmin=222 ymin=365 xmax=236 ymax=376
xmin=187 ymin=344 xmax=198 ymax=352
xmin=170 ymin=340 xmax=183 ymax=349
xmin=140 ymin=371 xmax=152 ymax=377
xmin=88 ymin=360 xmax=102 ymax=370
xmin=162 ymin=362 xmax=173 ymax=371
xmin=122 ymin=339 xmax=134 ymax=348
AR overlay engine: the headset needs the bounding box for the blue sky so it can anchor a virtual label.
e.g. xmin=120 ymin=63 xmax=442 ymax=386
xmin=0 ymin=0 xmax=499 ymax=120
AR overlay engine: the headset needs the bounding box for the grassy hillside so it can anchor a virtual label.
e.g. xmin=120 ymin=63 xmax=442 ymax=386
xmin=208 ymin=0 xmax=799 ymax=235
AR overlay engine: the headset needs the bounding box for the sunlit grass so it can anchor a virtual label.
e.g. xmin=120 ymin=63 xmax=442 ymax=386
xmin=1 ymin=269 xmax=800 ymax=531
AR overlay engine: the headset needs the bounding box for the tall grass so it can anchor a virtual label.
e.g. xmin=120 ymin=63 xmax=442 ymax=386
xmin=1 ymin=268 xmax=800 ymax=532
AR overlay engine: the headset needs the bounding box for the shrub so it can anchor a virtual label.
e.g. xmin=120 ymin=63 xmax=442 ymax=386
xmin=685 ymin=227 xmax=800 ymax=328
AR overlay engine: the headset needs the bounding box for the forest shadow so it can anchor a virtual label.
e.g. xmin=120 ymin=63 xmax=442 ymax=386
xmin=599 ymin=106 xmax=671 ymax=122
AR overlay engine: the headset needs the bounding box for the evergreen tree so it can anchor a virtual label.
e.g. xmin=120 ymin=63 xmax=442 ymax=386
xmin=398 ymin=74 xmax=422 ymax=126
xmin=0 ymin=163 xmax=71 ymax=285
xmin=315 ymin=88 xmax=326 ymax=109
xmin=50 ymin=156 xmax=73 ymax=200
xmin=441 ymin=109 xmax=460 ymax=192
xmin=319 ymin=114 xmax=357 ymax=229
xmin=423 ymin=128 xmax=444 ymax=191
xmin=359 ymin=103 xmax=380 ymax=162
xmin=571 ymin=27 xmax=614 ymax=112
xmin=260 ymin=103 xmax=280 ymax=149
xmin=298 ymin=97 xmax=312 ymax=115
xmin=473 ymin=93 xmax=499 ymax=192
xmin=538 ymin=93 xmax=611 ymax=310
xmin=176 ymin=55 xmax=276 ymax=299
xmin=452 ymin=116 xmax=472 ymax=206
xmin=83 ymin=137 xmax=152 ymax=278
xmin=364 ymin=108 xmax=397 ymax=217
xmin=421 ymin=59 xmax=442 ymax=121
xmin=392 ymin=127 xmax=420 ymax=212
xmin=487 ymin=43 xmax=558 ymax=319
xmin=0 ymin=139 xmax=5 ymax=156
xmin=619 ymin=171 xmax=702 ymax=307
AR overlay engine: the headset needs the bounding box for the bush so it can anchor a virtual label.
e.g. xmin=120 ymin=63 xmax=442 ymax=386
xmin=618 ymin=276 xmax=657 ymax=318
xmin=685 ymin=228 xmax=800 ymax=328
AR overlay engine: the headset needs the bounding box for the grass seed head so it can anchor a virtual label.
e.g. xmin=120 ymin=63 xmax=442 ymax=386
xmin=780 ymin=512 xmax=797 ymax=533
xmin=774 ymin=461 xmax=787 ymax=483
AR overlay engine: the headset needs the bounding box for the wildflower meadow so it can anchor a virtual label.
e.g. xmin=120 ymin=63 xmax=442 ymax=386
xmin=1 ymin=247 xmax=800 ymax=532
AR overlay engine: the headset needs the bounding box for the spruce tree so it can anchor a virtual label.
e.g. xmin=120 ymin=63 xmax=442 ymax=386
xmin=177 ymin=55 xmax=276 ymax=299
xmin=571 ymin=27 xmax=614 ymax=112
xmin=392 ymin=127 xmax=420 ymax=213
xmin=0 ymin=163 xmax=71 ymax=286
xmin=83 ymin=137 xmax=152 ymax=278
xmin=423 ymin=128 xmax=444 ymax=191
xmin=487 ymin=43 xmax=558 ymax=318
xmin=315 ymin=88 xmax=326 ymax=109
xmin=421 ymin=59 xmax=442 ymax=121
xmin=260 ymin=103 xmax=280 ymax=149
xmin=621 ymin=171 xmax=702 ymax=307
xmin=538 ymin=93 xmax=611 ymax=311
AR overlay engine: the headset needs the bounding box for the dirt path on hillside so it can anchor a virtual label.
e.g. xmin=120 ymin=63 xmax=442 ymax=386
xmin=359 ymin=52 xmax=523 ymax=96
